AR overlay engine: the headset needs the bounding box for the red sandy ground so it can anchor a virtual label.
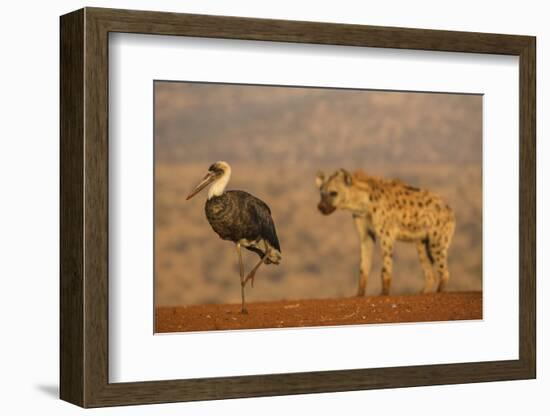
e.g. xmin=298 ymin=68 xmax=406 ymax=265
xmin=155 ymin=291 xmax=482 ymax=333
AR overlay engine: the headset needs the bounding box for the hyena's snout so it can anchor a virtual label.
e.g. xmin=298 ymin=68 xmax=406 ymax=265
xmin=317 ymin=200 xmax=337 ymax=215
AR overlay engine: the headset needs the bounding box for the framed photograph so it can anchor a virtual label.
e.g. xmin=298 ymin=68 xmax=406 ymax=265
xmin=60 ymin=7 xmax=536 ymax=408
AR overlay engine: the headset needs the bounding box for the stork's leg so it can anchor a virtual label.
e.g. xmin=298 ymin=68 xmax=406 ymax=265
xmin=235 ymin=243 xmax=247 ymax=314
xmin=243 ymin=241 xmax=269 ymax=288
xmin=243 ymin=256 xmax=265 ymax=288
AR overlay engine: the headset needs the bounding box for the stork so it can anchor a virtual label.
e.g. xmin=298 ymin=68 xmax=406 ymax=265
xmin=186 ymin=161 xmax=282 ymax=314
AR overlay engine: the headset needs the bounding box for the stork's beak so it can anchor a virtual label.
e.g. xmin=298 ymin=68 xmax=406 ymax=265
xmin=186 ymin=172 xmax=216 ymax=200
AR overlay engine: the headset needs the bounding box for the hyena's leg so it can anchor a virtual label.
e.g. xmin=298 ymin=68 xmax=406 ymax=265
xmin=353 ymin=215 xmax=375 ymax=297
xmin=435 ymin=249 xmax=450 ymax=292
xmin=416 ymin=239 xmax=435 ymax=294
xmin=380 ymin=235 xmax=395 ymax=295
xmin=434 ymin=222 xmax=455 ymax=292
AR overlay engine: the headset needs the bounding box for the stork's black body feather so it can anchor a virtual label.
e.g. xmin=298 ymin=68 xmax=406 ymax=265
xmin=205 ymin=190 xmax=281 ymax=263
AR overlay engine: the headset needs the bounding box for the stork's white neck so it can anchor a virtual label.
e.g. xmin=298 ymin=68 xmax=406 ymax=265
xmin=208 ymin=169 xmax=231 ymax=199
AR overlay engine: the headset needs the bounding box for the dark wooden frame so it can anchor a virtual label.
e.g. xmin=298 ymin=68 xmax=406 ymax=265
xmin=60 ymin=7 xmax=536 ymax=408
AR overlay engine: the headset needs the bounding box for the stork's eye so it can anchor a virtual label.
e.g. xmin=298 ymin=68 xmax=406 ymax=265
xmin=329 ymin=191 xmax=338 ymax=197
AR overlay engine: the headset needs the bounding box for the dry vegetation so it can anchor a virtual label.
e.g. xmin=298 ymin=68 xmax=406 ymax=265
xmin=154 ymin=83 xmax=482 ymax=307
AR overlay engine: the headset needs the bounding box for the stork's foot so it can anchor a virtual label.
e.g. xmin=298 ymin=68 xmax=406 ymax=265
xmin=243 ymin=273 xmax=256 ymax=288
xmin=241 ymin=307 xmax=248 ymax=315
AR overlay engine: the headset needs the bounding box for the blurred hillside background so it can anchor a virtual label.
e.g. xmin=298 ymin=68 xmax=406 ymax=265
xmin=155 ymin=82 xmax=482 ymax=306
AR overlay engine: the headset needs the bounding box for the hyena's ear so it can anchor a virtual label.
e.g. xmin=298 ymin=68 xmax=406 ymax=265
xmin=315 ymin=171 xmax=325 ymax=189
xmin=339 ymin=169 xmax=353 ymax=186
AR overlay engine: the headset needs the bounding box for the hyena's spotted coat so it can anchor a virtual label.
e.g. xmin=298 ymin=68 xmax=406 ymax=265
xmin=316 ymin=169 xmax=455 ymax=296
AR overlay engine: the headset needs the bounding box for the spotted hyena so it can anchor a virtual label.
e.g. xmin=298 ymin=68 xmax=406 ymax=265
xmin=316 ymin=169 xmax=455 ymax=296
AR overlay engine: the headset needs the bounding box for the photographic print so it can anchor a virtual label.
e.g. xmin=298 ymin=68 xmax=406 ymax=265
xmin=60 ymin=9 xmax=535 ymax=406
xmin=154 ymin=81 xmax=482 ymax=333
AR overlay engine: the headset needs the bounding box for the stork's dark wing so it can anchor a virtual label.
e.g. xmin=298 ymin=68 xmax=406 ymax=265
xmin=220 ymin=190 xmax=281 ymax=253
xmin=246 ymin=194 xmax=281 ymax=252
